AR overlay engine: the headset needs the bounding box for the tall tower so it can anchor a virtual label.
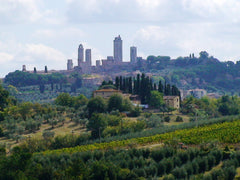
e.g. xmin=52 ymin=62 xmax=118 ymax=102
xmin=22 ymin=65 xmax=26 ymax=72
xmin=78 ymin=44 xmax=84 ymax=66
xmin=114 ymin=35 xmax=122 ymax=62
xmin=67 ymin=59 xmax=73 ymax=70
xmin=85 ymin=49 xmax=92 ymax=66
xmin=130 ymin=46 xmax=137 ymax=63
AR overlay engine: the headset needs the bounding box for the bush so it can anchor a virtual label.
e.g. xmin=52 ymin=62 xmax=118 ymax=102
xmin=172 ymin=167 xmax=187 ymax=179
xmin=129 ymin=106 xmax=141 ymax=117
xmin=42 ymin=130 xmax=55 ymax=140
xmin=164 ymin=116 xmax=170 ymax=123
xmin=0 ymin=126 xmax=4 ymax=137
xmin=146 ymin=114 xmax=163 ymax=128
xmin=175 ymin=116 xmax=183 ymax=122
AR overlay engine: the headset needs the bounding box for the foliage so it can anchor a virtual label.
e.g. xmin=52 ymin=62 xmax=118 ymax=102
xmin=5 ymin=71 xmax=67 ymax=87
xmin=87 ymin=96 xmax=106 ymax=117
xmin=108 ymin=93 xmax=124 ymax=112
xmin=115 ymin=74 xmax=180 ymax=104
xmin=87 ymin=113 xmax=108 ymax=139
xmin=148 ymin=91 xmax=164 ymax=108
xmin=42 ymin=130 xmax=55 ymax=140
xmin=54 ymin=93 xmax=88 ymax=109
xmin=43 ymin=118 xmax=240 ymax=155
xmin=175 ymin=116 xmax=183 ymax=122
xmin=0 ymin=84 xmax=10 ymax=112
xmin=145 ymin=114 xmax=163 ymax=128
xmin=0 ymin=146 xmax=235 ymax=179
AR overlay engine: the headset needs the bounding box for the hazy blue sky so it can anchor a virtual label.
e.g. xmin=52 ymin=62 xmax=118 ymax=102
xmin=1 ymin=0 xmax=240 ymax=77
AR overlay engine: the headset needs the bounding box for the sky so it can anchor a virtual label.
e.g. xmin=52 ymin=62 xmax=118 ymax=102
xmin=1 ymin=0 xmax=240 ymax=77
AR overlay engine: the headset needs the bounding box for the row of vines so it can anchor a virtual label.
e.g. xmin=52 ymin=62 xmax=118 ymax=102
xmin=43 ymin=119 xmax=240 ymax=155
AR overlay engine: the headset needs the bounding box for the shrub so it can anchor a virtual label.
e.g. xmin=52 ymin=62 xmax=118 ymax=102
xmin=172 ymin=167 xmax=187 ymax=179
xmin=0 ymin=126 xmax=4 ymax=137
xmin=42 ymin=130 xmax=55 ymax=140
xmin=164 ymin=116 xmax=170 ymax=123
xmin=146 ymin=114 xmax=163 ymax=128
xmin=175 ymin=116 xmax=183 ymax=122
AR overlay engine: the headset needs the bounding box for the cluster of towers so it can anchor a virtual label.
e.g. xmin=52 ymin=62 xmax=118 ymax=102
xmin=67 ymin=35 xmax=139 ymax=72
xmin=67 ymin=44 xmax=92 ymax=71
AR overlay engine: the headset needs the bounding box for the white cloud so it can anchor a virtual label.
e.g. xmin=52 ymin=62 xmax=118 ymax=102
xmin=134 ymin=23 xmax=240 ymax=61
xmin=65 ymin=0 xmax=240 ymax=23
xmin=0 ymin=0 xmax=43 ymax=23
xmin=0 ymin=52 xmax=14 ymax=64
xmin=182 ymin=0 xmax=240 ymax=22
xmin=65 ymin=0 xmax=172 ymax=23
xmin=0 ymin=40 xmax=68 ymax=77
xmin=33 ymin=28 xmax=85 ymax=40
xmin=22 ymin=44 xmax=66 ymax=63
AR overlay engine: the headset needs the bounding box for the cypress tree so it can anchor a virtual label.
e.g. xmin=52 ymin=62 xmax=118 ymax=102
xmin=140 ymin=73 xmax=146 ymax=103
xmin=129 ymin=77 xmax=133 ymax=94
xmin=164 ymin=81 xmax=167 ymax=95
xmin=115 ymin=76 xmax=120 ymax=90
xmin=136 ymin=74 xmax=140 ymax=95
xmin=145 ymin=76 xmax=151 ymax=103
xmin=45 ymin=66 xmax=48 ymax=73
xmin=120 ymin=76 xmax=123 ymax=91
xmin=133 ymin=78 xmax=137 ymax=94
xmin=158 ymin=81 xmax=164 ymax=93
xmin=123 ymin=77 xmax=126 ymax=93
xmin=153 ymin=83 xmax=157 ymax=91
xmin=150 ymin=79 xmax=153 ymax=91
xmin=165 ymin=84 xmax=171 ymax=96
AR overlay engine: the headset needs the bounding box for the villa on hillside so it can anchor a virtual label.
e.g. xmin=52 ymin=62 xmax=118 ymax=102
xmin=93 ymin=89 xmax=180 ymax=109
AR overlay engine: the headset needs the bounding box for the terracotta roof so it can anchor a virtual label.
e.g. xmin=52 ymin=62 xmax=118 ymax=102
xmin=163 ymin=96 xmax=179 ymax=100
xmin=94 ymin=89 xmax=122 ymax=92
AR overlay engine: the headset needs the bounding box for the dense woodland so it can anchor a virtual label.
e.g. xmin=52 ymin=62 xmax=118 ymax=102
xmin=142 ymin=51 xmax=240 ymax=94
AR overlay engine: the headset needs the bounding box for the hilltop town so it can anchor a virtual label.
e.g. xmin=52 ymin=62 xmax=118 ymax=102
xmin=14 ymin=35 xmax=239 ymax=103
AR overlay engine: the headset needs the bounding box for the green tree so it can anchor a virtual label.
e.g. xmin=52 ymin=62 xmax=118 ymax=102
xmin=72 ymin=94 xmax=88 ymax=109
xmin=44 ymin=66 xmax=48 ymax=73
xmin=148 ymin=91 xmax=164 ymax=108
xmin=0 ymin=85 xmax=10 ymax=111
xmin=115 ymin=76 xmax=120 ymax=90
xmin=18 ymin=102 xmax=34 ymax=120
xmin=108 ymin=94 xmax=123 ymax=112
xmin=146 ymin=114 xmax=163 ymax=128
xmin=54 ymin=93 xmax=73 ymax=107
xmin=87 ymin=113 xmax=108 ymax=139
xmin=199 ymin=51 xmax=209 ymax=59
xmin=42 ymin=130 xmax=55 ymax=140
xmin=87 ymin=96 xmax=106 ymax=117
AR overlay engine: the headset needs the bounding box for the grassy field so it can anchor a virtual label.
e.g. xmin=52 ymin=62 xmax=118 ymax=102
xmin=0 ymin=117 xmax=87 ymax=150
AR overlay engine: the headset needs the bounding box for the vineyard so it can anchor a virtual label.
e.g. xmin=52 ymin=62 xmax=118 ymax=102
xmin=42 ymin=119 xmax=240 ymax=155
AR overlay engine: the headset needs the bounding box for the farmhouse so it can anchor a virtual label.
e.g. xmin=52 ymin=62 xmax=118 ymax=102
xmin=163 ymin=96 xmax=180 ymax=109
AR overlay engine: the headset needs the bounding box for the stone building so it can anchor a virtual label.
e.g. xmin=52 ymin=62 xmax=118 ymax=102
xmin=130 ymin=46 xmax=137 ymax=63
xmin=163 ymin=96 xmax=180 ymax=109
xmin=114 ymin=35 xmax=122 ymax=62
xmin=22 ymin=65 xmax=26 ymax=72
xmin=78 ymin=44 xmax=84 ymax=67
xmin=67 ymin=59 xmax=73 ymax=70
xmin=85 ymin=49 xmax=92 ymax=66
xmin=188 ymin=89 xmax=207 ymax=99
